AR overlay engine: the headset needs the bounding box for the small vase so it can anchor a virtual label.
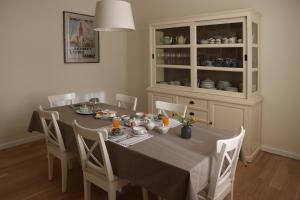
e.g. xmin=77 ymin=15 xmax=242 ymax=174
xmin=181 ymin=126 xmax=191 ymax=139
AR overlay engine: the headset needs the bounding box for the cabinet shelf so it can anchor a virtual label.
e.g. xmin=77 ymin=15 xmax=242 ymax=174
xmin=157 ymin=64 xmax=191 ymax=69
xmin=197 ymin=66 xmax=244 ymax=72
xmin=197 ymin=44 xmax=244 ymax=48
xmin=156 ymin=44 xmax=191 ymax=48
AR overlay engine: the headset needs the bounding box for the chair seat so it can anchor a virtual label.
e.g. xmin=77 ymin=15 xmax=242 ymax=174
xmin=47 ymin=143 xmax=76 ymax=160
xmin=85 ymin=167 xmax=129 ymax=191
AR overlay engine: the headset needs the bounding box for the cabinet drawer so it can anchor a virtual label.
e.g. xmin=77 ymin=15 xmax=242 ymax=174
xmin=186 ymin=109 xmax=208 ymax=123
xmin=151 ymin=93 xmax=175 ymax=114
xmin=178 ymin=97 xmax=208 ymax=110
xmin=153 ymin=94 xmax=173 ymax=103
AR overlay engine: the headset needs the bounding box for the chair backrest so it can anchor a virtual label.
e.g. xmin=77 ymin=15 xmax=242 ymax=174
xmin=208 ymin=127 xmax=245 ymax=199
xmin=80 ymin=91 xmax=105 ymax=103
xmin=116 ymin=93 xmax=137 ymax=111
xmin=38 ymin=105 xmax=66 ymax=152
xmin=155 ymin=101 xmax=187 ymax=117
xmin=72 ymin=120 xmax=115 ymax=182
xmin=48 ymin=92 xmax=77 ymax=107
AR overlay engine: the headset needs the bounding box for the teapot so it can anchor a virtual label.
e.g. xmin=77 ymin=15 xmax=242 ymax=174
xmin=146 ymin=119 xmax=156 ymax=130
xmin=163 ymin=36 xmax=173 ymax=45
xmin=176 ymin=35 xmax=186 ymax=44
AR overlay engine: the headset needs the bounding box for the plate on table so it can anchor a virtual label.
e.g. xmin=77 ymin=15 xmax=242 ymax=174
xmin=108 ymin=127 xmax=125 ymax=138
xmin=95 ymin=110 xmax=117 ymax=119
xmin=131 ymin=127 xmax=147 ymax=137
xmin=75 ymin=109 xmax=94 ymax=115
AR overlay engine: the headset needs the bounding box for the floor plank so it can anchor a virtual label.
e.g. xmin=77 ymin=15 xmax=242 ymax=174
xmin=0 ymin=140 xmax=299 ymax=200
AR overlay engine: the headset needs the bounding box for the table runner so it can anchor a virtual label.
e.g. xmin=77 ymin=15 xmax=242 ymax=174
xmin=28 ymin=103 xmax=234 ymax=200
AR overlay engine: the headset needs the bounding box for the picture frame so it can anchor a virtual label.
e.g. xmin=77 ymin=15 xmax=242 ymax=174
xmin=63 ymin=11 xmax=100 ymax=63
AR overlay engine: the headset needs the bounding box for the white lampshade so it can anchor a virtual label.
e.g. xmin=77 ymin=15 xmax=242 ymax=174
xmin=94 ymin=0 xmax=135 ymax=31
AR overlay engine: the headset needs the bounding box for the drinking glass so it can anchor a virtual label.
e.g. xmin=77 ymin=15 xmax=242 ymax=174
xmin=170 ymin=51 xmax=176 ymax=65
xmin=165 ymin=52 xmax=170 ymax=64
xmin=162 ymin=116 xmax=169 ymax=126
xmin=112 ymin=118 xmax=121 ymax=128
xmin=177 ymin=51 xmax=182 ymax=65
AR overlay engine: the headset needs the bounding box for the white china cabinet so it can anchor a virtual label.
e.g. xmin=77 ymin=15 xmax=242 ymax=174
xmin=147 ymin=9 xmax=262 ymax=162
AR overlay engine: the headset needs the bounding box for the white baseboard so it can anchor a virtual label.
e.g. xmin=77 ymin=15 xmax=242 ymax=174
xmin=0 ymin=135 xmax=44 ymax=150
xmin=261 ymin=145 xmax=300 ymax=160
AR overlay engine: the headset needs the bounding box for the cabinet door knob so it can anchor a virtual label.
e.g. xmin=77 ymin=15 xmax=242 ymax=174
xmin=189 ymin=112 xmax=195 ymax=116
xmin=189 ymin=101 xmax=195 ymax=105
xmin=209 ymin=121 xmax=213 ymax=125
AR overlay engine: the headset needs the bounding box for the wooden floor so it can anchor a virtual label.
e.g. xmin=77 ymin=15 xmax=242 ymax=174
xmin=0 ymin=140 xmax=299 ymax=200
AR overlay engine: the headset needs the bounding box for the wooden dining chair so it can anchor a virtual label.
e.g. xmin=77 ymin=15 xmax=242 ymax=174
xmin=116 ymin=93 xmax=138 ymax=111
xmin=198 ymin=127 xmax=245 ymax=200
xmin=73 ymin=120 xmax=129 ymax=200
xmin=155 ymin=101 xmax=187 ymax=117
xmin=48 ymin=92 xmax=77 ymax=107
xmin=38 ymin=105 xmax=76 ymax=192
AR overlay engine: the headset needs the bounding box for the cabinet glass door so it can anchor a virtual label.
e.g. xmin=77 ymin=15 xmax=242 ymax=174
xmin=197 ymin=48 xmax=243 ymax=68
xmin=252 ymin=71 xmax=258 ymax=92
xmin=196 ymin=18 xmax=245 ymax=95
xmin=154 ymin=25 xmax=191 ymax=88
xmin=156 ymin=48 xmax=190 ymax=66
xmin=156 ymin=68 xmax=191 ymax=87
xmin=251 ymin=22 xmax=259 ymax=93
xmin=155 ymin=26 xmax=190 ymax=46
xmin=197 ymin=70 xmax=243 ymax=93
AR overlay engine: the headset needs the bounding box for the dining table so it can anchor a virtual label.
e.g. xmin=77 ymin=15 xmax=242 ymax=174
xmin=27 ymin=103 xmax=235 ymax=200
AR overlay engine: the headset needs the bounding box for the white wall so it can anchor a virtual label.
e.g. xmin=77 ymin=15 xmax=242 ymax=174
xmin=0 ymin=0 xmax=128 ymax=147
xmin=128 ymin=0 xmax=300 ymax=155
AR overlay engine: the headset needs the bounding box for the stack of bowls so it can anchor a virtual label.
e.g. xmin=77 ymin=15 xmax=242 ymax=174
xmin=224 ymin=86 xmax=238 ymax=92
xmin=217 ymin=81 xmax=231 ymax=90
xmin=200 ymin=79 xmax=216 ymax=89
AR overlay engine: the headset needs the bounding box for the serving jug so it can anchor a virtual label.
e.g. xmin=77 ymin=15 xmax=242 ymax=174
xmin=176 ymin=35 xmax=186 ymax=44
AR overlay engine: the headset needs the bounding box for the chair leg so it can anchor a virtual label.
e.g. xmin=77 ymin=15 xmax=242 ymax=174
xmin=47 ymin=153 xmax=54 ymax=181
xmin=83 ymin=177 xmax=91 ymax=200
xmin=68 ymin=158 xmax=73 ymax=170
xmin=61 ymin=158 xmax=68 ymax=192
xmin=108 ymin=188 xmax=116 ymax=200
xmin=142 ymin=188 xmax=149 ymax=200
xmin=229 ymin=185 xmax=234 ymax=200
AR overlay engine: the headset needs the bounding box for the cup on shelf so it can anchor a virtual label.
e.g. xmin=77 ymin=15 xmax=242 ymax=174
xmin=205 ymin=60 xmax=214 ymax=66
xmin=208 ymin=38 xmax=215 ymax=44
xmin=222 ymin=37 xmax=229 ymax=44
xmin=228 ymin=37 xmax=237 ymax=44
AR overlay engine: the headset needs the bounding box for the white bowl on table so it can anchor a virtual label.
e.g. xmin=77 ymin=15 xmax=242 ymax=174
xmin=132 ymin=126 xmax=147 ymax=136
xmin=157 ymin=126 xmax=170 ymax=134
xmin=135 ymin=112 xmax=144 ymax=119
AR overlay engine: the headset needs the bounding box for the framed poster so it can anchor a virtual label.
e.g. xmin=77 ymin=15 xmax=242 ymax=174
xmin=63 ymin=11 xmax=99 ymax=63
